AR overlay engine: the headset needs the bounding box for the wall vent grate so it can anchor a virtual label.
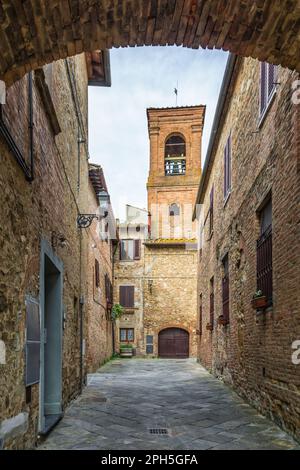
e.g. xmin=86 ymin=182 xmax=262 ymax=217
xmin=149 ymin=428 xmax=169 ymax=435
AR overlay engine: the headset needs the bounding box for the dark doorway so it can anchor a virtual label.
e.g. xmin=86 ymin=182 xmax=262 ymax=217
xmin=158 ymin=328 xmax=189 ymax=359
xmin=41 ymin=252 xmax=63 ymax=434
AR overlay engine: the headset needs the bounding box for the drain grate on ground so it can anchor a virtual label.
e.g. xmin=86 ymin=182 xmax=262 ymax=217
xmin=149 ymin=428 xmax=169 ymax=436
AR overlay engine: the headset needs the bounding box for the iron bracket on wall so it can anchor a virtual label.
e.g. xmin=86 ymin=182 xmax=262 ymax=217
xmin=77 ymin=213 xmax=107 ymax=229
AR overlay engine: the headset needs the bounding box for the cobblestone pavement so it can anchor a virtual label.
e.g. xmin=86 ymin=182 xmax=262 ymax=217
xmin=39 ymin=359 xmax=299 ymax=450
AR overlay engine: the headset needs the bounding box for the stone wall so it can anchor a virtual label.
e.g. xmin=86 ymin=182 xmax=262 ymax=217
xmin=197 ymin=57 xmax=300 ymax=441
xmin=113 ymin=230 xmax=145 ymax=356
xmin=143 ymin=244 xmax=198 ymax=358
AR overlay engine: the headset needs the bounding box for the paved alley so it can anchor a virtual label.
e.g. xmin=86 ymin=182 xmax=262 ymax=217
xmin=39 ymin=359 xmax=299 ymax=450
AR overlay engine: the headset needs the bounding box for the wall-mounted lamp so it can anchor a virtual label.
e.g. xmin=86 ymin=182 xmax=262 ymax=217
xmin=77 ymin=190 xmax=110 ymax=229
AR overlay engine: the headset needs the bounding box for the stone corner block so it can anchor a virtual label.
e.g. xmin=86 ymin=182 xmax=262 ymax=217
xmin=0 ymin=412 xmax=29 ymax=445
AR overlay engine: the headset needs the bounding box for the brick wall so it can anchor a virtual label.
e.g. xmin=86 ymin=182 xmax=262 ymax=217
xmin=0 ymin=54 xmax=111 ymax=449
xmin=143 ymin=244 xmax=198 ymax=358
xmin=197 ymin=57 xmax=300 ymax=441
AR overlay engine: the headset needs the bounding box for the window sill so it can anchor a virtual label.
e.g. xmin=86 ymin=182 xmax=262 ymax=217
xmin=122 ymin=308 xmax=137 ymax=314
xmin=258 ymin=88 xmax=277 ymax=129
xmin=119 ymin=259 xmax=140 ymax=263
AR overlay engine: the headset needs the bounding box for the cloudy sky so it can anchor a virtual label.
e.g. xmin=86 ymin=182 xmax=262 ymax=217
xmin=88 ymin=47 xmax=228 ymax=219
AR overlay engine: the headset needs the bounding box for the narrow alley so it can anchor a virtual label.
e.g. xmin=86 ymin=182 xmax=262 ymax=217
xmin=39 ymin=359 xmax=298 ymax=451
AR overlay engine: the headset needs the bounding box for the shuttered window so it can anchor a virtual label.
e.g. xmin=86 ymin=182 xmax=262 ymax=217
xmin=25 ymin=297 xmax=40 ymax=386
xmin=209 ymin=186 xmax=214 ymax=235
xmin=260 ymin=63 xmax=277 ymax=117
xmin=257 ymin=198 xmax=273 ymax=304
xmin=199 ymin=294 xmax=203 ymax=336
xmin=222 ymin=255 xmax=230 ymax=324
xmin=95 ymin=259 xmax=100 ymax=288
xmin=119 ymin=286 xmax=135 ymax=308
xmin=120 ymin=239 xmax=141 ymax=261
xmin=224 ymin=135 xmax=231 ymax=199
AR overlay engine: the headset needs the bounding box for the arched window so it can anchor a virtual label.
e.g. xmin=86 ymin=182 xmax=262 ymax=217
xmin=165 ymin=135 xmax=186 ymax=176
xmin=169 ymin=203 xmax=180 ymax=217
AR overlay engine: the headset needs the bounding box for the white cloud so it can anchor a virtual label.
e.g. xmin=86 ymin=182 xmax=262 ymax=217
xmin=88 ymin=46 xmax=228 ymax=218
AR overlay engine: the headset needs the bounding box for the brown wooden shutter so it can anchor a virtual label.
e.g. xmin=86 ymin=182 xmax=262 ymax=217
xmin=119 ymin=286 xmax=126 ymax=306
xmin=199 ymin=294 xmax=203 ymax=336
xmin=128 ymin=286 xmax=134 ymax=307
xmin=95 ymin=259 xmax=100 ymax=288
xmin=224 ymin=139 xmax=228 ymax=197
xmin=209 ymin=186 xmax=214 ymax=233
xmin=134 ymin=240 xmax=141 ymax=260
xmin=105 ymin=274 xmax=110 ymax=302
xmin=224 ymin=136 xmax=231 ymax=198
xmin=120 ymin=286 xmax=134 ymax=308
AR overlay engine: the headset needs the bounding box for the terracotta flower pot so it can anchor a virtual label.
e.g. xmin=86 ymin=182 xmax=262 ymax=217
xmin=251 ymin=296 xmax=267 ymax=309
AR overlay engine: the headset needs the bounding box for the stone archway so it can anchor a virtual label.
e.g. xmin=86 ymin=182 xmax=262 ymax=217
xmin=1 ymin=1 xmax=300 ymax=85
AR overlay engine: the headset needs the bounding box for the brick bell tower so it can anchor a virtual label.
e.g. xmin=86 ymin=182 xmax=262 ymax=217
xmin=147 ymin=106 xmax=206 ymax=239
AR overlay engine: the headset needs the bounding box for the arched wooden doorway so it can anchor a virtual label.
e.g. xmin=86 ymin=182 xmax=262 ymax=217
xmin=158 ymin=328 xmax=189 ymax=359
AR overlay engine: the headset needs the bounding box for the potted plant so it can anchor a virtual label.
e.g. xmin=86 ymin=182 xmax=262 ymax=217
xmin=251 ymin=290 xmax=267 ymax=309
xmin=218 ymin=315 xmax=228 ymax=326
xmin=120 ymin=343 xmax=133 ymax=358
xmin=206 ymin=323 xmax=214 ymax=331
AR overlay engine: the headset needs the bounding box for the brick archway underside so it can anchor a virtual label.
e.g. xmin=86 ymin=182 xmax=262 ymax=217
xmin=1 ymin=0 xmax=300 ymax=85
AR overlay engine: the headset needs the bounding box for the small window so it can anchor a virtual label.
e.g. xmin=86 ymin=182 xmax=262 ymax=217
xmin=119 ymin=286 xmax=135 ymax=308
xmin=209 ymin=186 xmax=214 ymax=235
xmin=25 ymin=297 xmax=40 ymax=386
xmin=120 ymin=328 xmax=134 ymax=343
xmin=95 ymin=259 xmax=100 ymax=288
xmin=165 ymin=135 xmax=186 ymax=176
xmin=120 ymin=240 xmax=141 ymax=261
xmin=257 ymin=198 xmax=273 ymax=304
xmin=260 ymin=63 xmax=277 ymax=117
xmin=222 ymin=254 xmax=230 ymax=324
xmin=169 ymin=203 xmax=180 ymax=217
xmin=199 ymin=294 xmax=203 ymax=336
xmin=224 ymin=135 xmax=231 ymax=200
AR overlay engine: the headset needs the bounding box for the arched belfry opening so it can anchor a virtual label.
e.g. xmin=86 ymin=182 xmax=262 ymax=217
xmin=165 ymin=135 xmax=186 ymax=176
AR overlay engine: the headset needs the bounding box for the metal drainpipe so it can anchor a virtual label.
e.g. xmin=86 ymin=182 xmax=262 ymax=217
xmin=79 ymin=230 xmax=84 ymax=392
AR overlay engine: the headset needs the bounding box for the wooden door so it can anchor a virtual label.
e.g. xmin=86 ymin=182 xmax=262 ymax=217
xmin=158 ymin=328 xmax=189 ymax=358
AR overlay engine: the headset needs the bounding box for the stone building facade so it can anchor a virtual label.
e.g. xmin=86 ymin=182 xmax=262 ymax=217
xmin=114 ymin=206 xmax=149 ymax=356
xmin=114 ymin=107 xmax=205 ymax=359
xmin=0 ymin=52 xmax=113 ymax=449
xmin=194 ymin=54 xmax=300 ymax=441
xmin=85 ymin=164 xmax=115 ymax=373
